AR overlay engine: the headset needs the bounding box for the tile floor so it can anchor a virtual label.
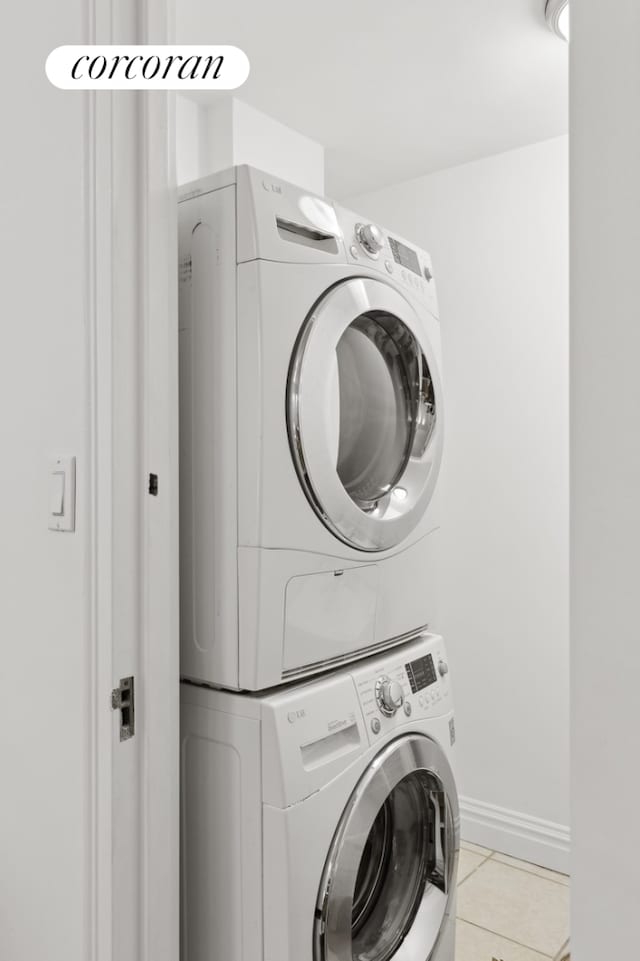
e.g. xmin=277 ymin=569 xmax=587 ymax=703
xmin=455 ymin=842 xmax=569 ymax=961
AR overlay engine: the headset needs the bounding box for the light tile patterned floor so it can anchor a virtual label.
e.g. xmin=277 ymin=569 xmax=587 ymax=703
xmin=455 ymin=842 xmax=569 ymax=961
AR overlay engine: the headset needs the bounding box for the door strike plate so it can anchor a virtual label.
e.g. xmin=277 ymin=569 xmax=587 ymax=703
xmin=111 ymin=676 xmax=135 ymax=741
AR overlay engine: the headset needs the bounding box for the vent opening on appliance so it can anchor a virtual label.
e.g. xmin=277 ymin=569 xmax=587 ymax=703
xmin=276 ymin=217 xmax=339 ymax=254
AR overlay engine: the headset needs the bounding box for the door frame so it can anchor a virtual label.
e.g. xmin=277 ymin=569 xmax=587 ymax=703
xmin=86 ymin=0 xmax=178 ymax=958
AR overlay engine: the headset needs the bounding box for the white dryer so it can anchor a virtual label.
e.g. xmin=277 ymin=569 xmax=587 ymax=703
xmin=179 ymin=166 xmax=444 ymax=690
xmin=180 ymin=633 xmax=459 ymax=961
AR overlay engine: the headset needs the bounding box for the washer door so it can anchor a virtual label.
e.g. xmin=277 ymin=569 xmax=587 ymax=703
xmin=314 ymin=734 xmax=459 ymax=961
xmin=287 ymin=278 xmax=442 ymax=552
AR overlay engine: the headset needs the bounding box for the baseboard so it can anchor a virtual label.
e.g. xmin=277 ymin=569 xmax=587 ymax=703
xmin=459 ymin=795 xmax=570 ymax=875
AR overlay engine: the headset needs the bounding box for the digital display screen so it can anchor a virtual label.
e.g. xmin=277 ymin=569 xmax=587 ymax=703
xmin=405 ymin=654 xmax=437 ymax=693
xmin=389 ymin=236 xmax=421 ymax=276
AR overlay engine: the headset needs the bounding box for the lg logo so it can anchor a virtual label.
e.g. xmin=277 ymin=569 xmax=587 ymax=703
xmin=287 ymin=709 xmax=306 ymax=724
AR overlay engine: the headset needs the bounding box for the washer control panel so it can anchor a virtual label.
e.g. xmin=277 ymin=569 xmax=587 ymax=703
xmin=352 ymin=634 xmax=451 ymax=741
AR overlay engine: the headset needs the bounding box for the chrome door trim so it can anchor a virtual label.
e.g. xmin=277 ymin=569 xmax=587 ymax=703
xmin=287 ymin=277 xmax=443 ymax=552
xmin=314 ymin=733 xmax=459 ymax=961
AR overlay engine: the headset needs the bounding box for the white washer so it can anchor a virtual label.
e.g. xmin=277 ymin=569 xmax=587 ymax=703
xmin=180 ymin=633 xmax=459 ymax=961
xmin=179 ymin=166 xmax=444 ymax=690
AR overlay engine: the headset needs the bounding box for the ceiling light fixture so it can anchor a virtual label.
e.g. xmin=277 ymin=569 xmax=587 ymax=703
xmin=545 ymin=0 xmax=570 ymax=41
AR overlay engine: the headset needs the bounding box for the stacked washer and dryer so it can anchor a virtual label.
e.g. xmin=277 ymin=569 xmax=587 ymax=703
xmin=178 ymin=165 xmax=459 ymax=961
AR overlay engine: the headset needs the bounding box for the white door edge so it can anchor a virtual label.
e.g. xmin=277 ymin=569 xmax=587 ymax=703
xmin=86 ymin=0 xmax=178 ymax=959
xmin=139 ymin=9 xmax=180 ymax=961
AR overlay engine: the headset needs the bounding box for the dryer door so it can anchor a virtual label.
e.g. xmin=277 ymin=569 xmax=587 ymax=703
xmin=314 ymin=733 xmax=459 ymax=961
xmin=287 ymin=277 xmax=442 ymax=552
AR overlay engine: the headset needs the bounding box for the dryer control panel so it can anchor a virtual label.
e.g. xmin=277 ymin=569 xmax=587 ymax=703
xmin=351 ymin=633 xmax=451 ymax=741
xmin=334 ymin=203 xmax=439 ymax=318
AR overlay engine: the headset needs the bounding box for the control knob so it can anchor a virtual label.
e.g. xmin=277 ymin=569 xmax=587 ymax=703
xmin=438 ymin=660 xmax=449 ymax=677
xmin=356 ymin=222 xmax=384 ymax=256
xmin=375 ymin=675 xmax=405 ymax=717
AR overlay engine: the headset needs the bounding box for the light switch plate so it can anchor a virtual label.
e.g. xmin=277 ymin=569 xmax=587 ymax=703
xmin=48 ymin=456 xmax=76 ymax=532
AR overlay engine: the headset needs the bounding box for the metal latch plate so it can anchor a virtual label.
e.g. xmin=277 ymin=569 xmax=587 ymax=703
xmin=112 ymin=676 xmax=135 ymax=741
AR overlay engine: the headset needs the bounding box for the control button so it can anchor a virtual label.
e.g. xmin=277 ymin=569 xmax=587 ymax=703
xmin=403 ymin=700 xmax=412 ymax=717
xmin=375 ymin=675 xmax=405 ymax=717
xmin=438 ymin=660 xmax=449 ymax=677
xmin=371 ymin=717 xmax=381 ymax=735
xmin=385 ymin=260 xmax=393 ymax=274
xmin=350 ymin=244 xmax=359 ymax=259
xmin=424 ymin=265 xmax=433 ymax=282
xmin=356 ymin=223 xmax=384 ymax=256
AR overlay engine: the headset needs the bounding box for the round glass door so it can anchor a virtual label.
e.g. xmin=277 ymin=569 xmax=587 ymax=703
xmin=336 ymin=313 xmax=425 ymax=509
xmin=314 ymin=734 xmax=459 ymax=961
xmin=288 ymin=278 xmax=442 ymax=552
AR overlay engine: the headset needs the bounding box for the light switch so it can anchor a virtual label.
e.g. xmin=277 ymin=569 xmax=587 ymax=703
xmin=50 ymin=472 xmax=65 ymax=516
xmin=48 ymin=456 xmax=76 ymax=532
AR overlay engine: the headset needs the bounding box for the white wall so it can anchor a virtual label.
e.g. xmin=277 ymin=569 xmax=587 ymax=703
xmin=347 ymin=137 xmax=570 ymax=870
xmin=571 ymin=3 xmax=640 ymax=957
xmin=176 ymin=95 xmax=325 ymax=193
xmin=176 ymin=93 xmax=208 ymax=185
xmin=0 ymin=5 xmax=90 ymax=960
